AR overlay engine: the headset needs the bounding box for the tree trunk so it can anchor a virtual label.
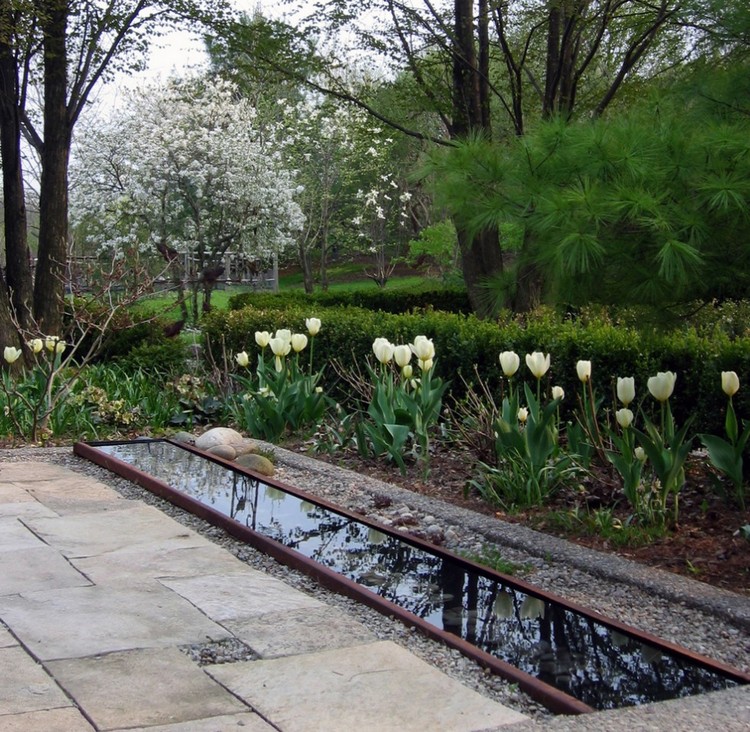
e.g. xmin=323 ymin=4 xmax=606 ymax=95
xmin=0 ymin=1 xmax=32 ymax=330
xmin=453 ymin=0 xmax=502 ymax=317
xmin=299 ymin=240 xmax=314 ymax=294
xmin=33 ymin=0 xmax=70 ymax=336
xmin=458 ymin=227 xmax=504 ymax=317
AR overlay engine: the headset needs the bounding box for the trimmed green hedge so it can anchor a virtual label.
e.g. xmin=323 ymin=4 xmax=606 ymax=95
xmin=227 ymin=286 xmax=472 ymax=315
xmin=202 ymin=304 xmax=750 ymax=434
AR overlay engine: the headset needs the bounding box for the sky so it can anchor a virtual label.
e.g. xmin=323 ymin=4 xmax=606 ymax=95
xmin=101 ymin=1 xmax=292 ymax=108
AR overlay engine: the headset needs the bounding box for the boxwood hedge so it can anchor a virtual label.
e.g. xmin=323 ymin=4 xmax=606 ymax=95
xmin=202 ymin=303 xmax=750 ymax=434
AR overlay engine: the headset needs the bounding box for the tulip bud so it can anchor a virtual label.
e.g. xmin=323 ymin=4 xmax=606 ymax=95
xmin=28 ymin=338 xmax=43 ymax=354
xmin=634 ymin=446 xmax=647 ymax=462
xmin=525 ymin=351 xmax=550 ymax=379
xmin=44 ymin=336 xmax=58 ymax=351
xmin=647 ymin=371 xmax=677 ymax=402
xmin=3 ymin=346 xmax=22 ymax=364
xmin=235 ymin=351 xmax=249 ymax=368
xmin=55 ymin=340 xmax=66 ymax=355
xmin=419 ymin=358 xmax=434 ymax=372
xmin=518 ymin=407 xmax=528 ymax=423
xmin=291 ymin=333 xmax=308 ymax=352
xmin=499 ymin=351 xmax=520 ymax=377
xmin=721 ymin=371 xmax=740 ymax=398
xmin=576 ymin=360 xmax=591 ymax=383
xmin=305 ymin=317 xmax=321 ymax=336
xmin=270 ymin=337 xmax=291 ymax=357
xmin=255 ymin=331 xmax=270 ymax=348
xmin=551 ymin=385 xmax=565 ymax=401
xmin=615 ymin=408 xmax=634 ymax=429
xmin=402 ymin=364 xmax=413 ymax=379
xmin=617 ymin=377 xmax=635 ymax=407
xmin=315 ymin=386 xmax=323 ymax=393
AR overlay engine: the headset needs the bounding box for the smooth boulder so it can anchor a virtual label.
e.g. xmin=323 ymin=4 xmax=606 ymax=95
xmin=195 ymin=427 xmax=247 ymax=452
xmin=235 ymin=453 xmax=275 ymax=477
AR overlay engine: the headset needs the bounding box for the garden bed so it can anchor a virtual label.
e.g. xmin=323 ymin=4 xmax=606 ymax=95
xmin=294 ymin=442 xmax=750 ymax=597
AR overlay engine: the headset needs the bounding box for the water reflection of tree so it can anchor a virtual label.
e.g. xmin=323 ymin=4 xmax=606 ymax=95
xmin=102 ymin=441 xmax=738 ymax=711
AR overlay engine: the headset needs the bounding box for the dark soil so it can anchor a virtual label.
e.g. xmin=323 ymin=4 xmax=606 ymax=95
xmin=298 ymin=443 xmax=750 ymax=597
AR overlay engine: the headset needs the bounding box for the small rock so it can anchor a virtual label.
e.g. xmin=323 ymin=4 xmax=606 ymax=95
xmin=195 ymin=427 xmax=246 ymax=451
xmin=207 ymin=444 xmax=237 ymax=460
xmin=171 ymin=431 xmax=195 ymax=445
xmin=235 ymin=453 xmax=275 ymax=477
xmin=235 ymin=438 xmax=259 ymax=456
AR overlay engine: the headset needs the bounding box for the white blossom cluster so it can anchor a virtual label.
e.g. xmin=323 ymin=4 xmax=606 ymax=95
xmin=71 ymin=77 xmax=304 ymax=266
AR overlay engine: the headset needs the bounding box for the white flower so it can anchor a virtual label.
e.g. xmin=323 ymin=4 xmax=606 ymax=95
xmin=552 ymin=385 xmax=565 ymax=401
xmin=3 ymin=346 xmax=22 ymax=364
xmin=393 ymin=345 xmax=411 ymax=368
xmin=576 ymin=360 xmax=592 ymax=383
xmin=372 ymin=338 xmax=394 ymax=364
xmin=615 ymin=408 xmax=634 ymax=429
xmin=518 ymin=407 xmax=529 ymax=423
xmin=647 ymin=371 xmax=677 ymax=402
xmin=525 ymin=351 xmax=550 ymax=379
xmin=411 ymin=335 xmax=435 ymax=362
xmin=499 ymin=351 xmax=520 ymax=377
xmin=255 ymin=331 xmax=270 ymax=348
xmin=291 ymin=333 xmax=308 ymax=352
xmin=306 ymin=317 xmax=321 ymax=336
xmin=617 ymin=377 xmax=635 ymax=406
xmin=235 ymin=351 xmax=249 ymax=367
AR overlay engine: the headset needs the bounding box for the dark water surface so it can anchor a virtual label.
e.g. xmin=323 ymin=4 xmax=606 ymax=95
xmin=95 ymin=440 xmax=741 ymax=710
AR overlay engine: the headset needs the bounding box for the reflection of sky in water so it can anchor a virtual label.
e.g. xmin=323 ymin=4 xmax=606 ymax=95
xmin=97 ymin=440 xmax=742 ymax=710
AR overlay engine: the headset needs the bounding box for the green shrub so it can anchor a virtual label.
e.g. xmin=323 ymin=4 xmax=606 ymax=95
xmin=202 ymin=303 xmax=750 ymax=433
xmin=227 ymin=286 xmax=471 ymax=315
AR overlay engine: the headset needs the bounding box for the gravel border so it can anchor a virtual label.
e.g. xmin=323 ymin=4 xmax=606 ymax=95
xmin=4 ymin=443 xmax=749 ymax=727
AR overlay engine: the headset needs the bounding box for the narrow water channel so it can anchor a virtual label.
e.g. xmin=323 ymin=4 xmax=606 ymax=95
xmin=90 ymin=439 xmax=742 ymax=711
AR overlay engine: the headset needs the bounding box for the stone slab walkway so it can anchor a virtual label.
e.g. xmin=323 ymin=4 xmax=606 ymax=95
xmin=0 ymin=461 xmax=527 ymax=731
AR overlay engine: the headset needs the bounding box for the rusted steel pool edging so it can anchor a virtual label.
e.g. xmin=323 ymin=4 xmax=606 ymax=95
xmin=74 ymin=439 xmax=750 ymax=713
xmin=73 ymin=439 xmax=592 ymax=715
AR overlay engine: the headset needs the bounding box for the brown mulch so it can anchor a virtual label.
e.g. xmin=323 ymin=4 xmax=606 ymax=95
xmin=298 ymin=443 xmax=750 ymax=597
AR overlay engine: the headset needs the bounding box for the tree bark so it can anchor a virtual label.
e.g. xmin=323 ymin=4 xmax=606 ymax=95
xmin=452 ymin=0 xmax=502 ymax=318
xmin=0 ymin=1 xmax=32 ymax=330
xmin=33 ymin=0 xmax=71 ymax=336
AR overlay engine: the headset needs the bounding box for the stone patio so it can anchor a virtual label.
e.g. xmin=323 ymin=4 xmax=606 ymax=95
xmin=0 ymin=461 xmax=528 ymax=731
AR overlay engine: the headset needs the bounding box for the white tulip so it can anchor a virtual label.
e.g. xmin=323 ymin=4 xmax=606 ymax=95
xmin=372 ymin=338 xmax=394 ymax=364
xmin=393 ymin=344 xmax=412 ymax=368
xmin=3 ymin=346 xmax=21 ymax=364
xmin=291 ymin=333 xmax=308 ymax=352
xmin=615 ymin=408 xmax=634 ymax=429
xmin=647 ymin=371 xmax=677 ymax=402
xmin=499 ymin=351 xmax=520 ymax=377
xmin=255 ymin=331 xmax=271 ymax=348
xmin=305 ymin=317 xmax=321 ymax=336
xmin=28 ymin=338 xmax=43 ymax=354
xmin=235 ymin=351 xmax=249 ymax=367
xmin=576 ymin=360 xmax=592 ymax=383
xmin=525 ymin=351 xmax=550 ymax=379
xmin=551 ymin=385 xmax=565 ymax=401
xmin=617 ymin=377 xmax=635 ymax=406
xmin=518 ymin=407 xmax=529 ymax=423
xmin=721 ymin=371 xmax=740 ymax=398
xmin=411 ymin=335 xmax=435 ymax=361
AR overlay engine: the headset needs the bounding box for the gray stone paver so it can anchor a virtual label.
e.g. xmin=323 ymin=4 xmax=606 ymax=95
xmin=72 ymin=542 xmax=246 ymax=584
xmin=0 ymin=708 xmax=95 ymax=731
xmin=0 ymin=518 xmax=46 ymax=551
xmin=115 ymin=713 xmax=275 ymax=731
xmin=23 ymin=504 xmax=209 ymax=558
xmin=0 ymin=545 xmax=91 ymax=596
xmin=47 ymin=648 xmax=249 ymax=731
xmin=225 ymin=605 xmax=377 ymax=659
xmin=24 ymin=476 xmax=127 ymax=514
xmin=0 ymin=626 xmax=17 ymax=647
xmin=208 ymin=640 xmax=528 ymax=732
xmin=0 ymin=461 xmax=529 ymax=731
xmin=160 ymin=570 xmax=325 ymax=621
xmin=0 ymin=646 xmax=72 ymax=715
xmin=0 ymin=583 xmax=231 ymax=660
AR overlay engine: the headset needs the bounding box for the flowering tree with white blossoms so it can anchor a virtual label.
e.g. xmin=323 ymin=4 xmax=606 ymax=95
xmin=71 ymin=77 xmax=304 ymax=321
